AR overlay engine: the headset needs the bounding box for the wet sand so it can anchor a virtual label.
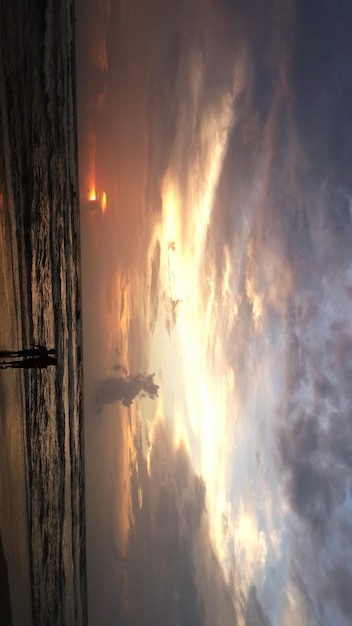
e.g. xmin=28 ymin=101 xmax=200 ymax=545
xmin=0 ymin=194 xmax=32 ymax=625
xmin=0 ymin=532 xmax=12 ymax=625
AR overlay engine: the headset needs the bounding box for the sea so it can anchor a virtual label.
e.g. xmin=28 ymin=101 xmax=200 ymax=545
xmin=0 ymin=0 xmax=87 ymax=624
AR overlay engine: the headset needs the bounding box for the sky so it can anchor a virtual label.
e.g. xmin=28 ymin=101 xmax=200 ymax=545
xmin=75 ymin=1 xmax=352 ymax=624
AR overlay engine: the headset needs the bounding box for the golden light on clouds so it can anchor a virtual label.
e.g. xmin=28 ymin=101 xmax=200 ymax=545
xmin=138 ymin=51 xmax=286 ymax=597
xmin=173 ymin=404 xmax=192 ymax=457
xmin=84 ymin=126 xmax=96 ymax=202
xmin=145 ymin=399 xmax=167 ymax=475
xmin=75 ymin=1 xmax=352 ymax=621
xmin=145 ymin=80 xmax=244 ymax=573
xmin=234 ymin=505 xmax=268 ymax=589
xmin=101 ymin=191 xmax=107 ymax=213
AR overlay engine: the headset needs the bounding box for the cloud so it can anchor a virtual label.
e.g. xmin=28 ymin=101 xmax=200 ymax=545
xmin=96 ymin=373 xmax=159 ymax=410
xmin=123 ymin=421 xmax=237 ymax=626
xmin=279 ymin=422 xmax=345 ymax=533
xmin=327 ymin=564 xmax=352 ymax=621
xmin=244 ymin=586 xmax=270 ymax=626
xmin=195 ymin=8 xmax=352 ymax=619
xmin=291 ymin=1 xmax=352 ymax=195
xmin=149 ymin=240 xmax=161 ymax=333
xmin=277 ymin=306 xmax=352 ymax=507
xmin=81 ymin=1 xmax=352 ymax=624
xmin=275 ymin=289 xmax=352 ymax=623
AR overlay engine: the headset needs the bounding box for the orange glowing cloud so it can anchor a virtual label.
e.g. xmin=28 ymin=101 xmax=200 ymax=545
xmin=101 ymin=191 xmax=107 ymax=214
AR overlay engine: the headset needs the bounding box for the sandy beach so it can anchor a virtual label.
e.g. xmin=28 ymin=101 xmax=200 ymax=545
xmin=0 ymin=192 xmax=32 ymax=625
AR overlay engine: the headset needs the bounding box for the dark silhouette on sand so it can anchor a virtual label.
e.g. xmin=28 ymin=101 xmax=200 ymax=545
xmin=0 ymin=355 xmax=57 ymax=370
xmin=0 ymin=346 xmax=56 ymax=358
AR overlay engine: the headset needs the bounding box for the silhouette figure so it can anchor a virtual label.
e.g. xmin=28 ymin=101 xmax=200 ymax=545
xmin=0 ymin=355 xmax=57 ymax=369
xmin=0 ymin=346 xmax=56 ymax=359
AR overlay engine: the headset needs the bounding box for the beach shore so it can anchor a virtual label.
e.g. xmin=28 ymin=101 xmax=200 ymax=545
xmin=0 ymin=192 xmax=32 ymax=625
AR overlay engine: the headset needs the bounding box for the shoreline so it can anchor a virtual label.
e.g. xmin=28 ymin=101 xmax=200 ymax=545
xmin=0 ymin=0 xmax=87 ymax=623
xmin=0 ymin=190 xmax=30 ymax=624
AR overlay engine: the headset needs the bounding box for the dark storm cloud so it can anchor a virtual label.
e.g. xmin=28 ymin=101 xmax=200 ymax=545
xmin=278 ymin=418 xmax=347 ymax=532
xmin=201 ymin=8 xmax=302 ymax=393
xmin=202 ymin=3 xmax=352 ymax=621
xmin=292 ymin=0 xmax=352 ymax=195
xmin=277 ymin=313 xmax=352 ymax=526
xmin=96 ymin=373 xmax=159 ymax=410
xmin=205 ymin=0 xmax=352 ymax=323
xmin=289 ymin=541 xmax=352 ymax=626
xmin=122 ymin=422 xmax=236 ymax=626
xmin=276 ymin=309 xmax=352 ymax=623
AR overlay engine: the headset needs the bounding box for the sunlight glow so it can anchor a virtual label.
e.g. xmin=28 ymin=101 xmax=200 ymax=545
xmin=101 ymin=191 xmax=107 ymax=213
xmin=234 ymin=506 xmax=268 ymax=589
xmin=146 ymin=78 xmax=241 ymax=571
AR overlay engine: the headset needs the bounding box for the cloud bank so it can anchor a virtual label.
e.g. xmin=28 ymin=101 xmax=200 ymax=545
xmin=96 ymin=373 xmax=159 ymax=409
xmin=78 ymin=0 xmax=352 ymax=624
xmin=124 ymin=422 xmax=237 ymax=626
